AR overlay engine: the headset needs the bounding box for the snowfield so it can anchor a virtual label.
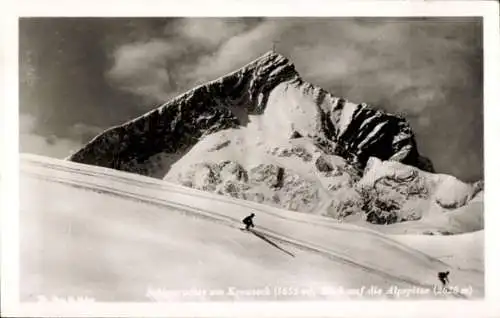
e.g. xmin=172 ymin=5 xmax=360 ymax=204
xmin=20 ymin=154 xmax=483 ymax=301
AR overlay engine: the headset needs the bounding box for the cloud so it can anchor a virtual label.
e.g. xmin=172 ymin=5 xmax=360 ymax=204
xmin=185 ymin=19 xmax=290 ymax=82
xmin=20 ymin=112 xmax=37 ymax=133
xmin=107 ymin=39 xmax=186 ymax=102
xmin=107 ymin=18 xmax=261 ymax=102
xmin=79 ymin=18 xmax=485 ymax=180
xmin=147 ymin=17 xmax=480 ymax=124
xmin=175 ymin=18 xmax=252 ymax=48
xmin=70 ymin=123 xmax=105 ymax=144
xmin=20 ymin=113 xmax=83 ymax=159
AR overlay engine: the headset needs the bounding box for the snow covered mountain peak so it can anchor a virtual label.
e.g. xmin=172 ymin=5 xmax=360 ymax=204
xmin=68 ymin=51 xmax=430 ymax=175
xmin=63 ymin=51 xmax=483 ymax=225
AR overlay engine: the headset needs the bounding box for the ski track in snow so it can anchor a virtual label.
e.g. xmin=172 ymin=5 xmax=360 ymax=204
xmin=20 ymin=154 xmax=483 ymax=300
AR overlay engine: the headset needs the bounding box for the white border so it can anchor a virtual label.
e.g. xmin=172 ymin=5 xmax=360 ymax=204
xmin=1 ymin=3 xmax=20 ymax=316
xmin=6 ymin=0 xmax=500 ymax=17
xmin=2 ymin=1 xmax=499 ymax=317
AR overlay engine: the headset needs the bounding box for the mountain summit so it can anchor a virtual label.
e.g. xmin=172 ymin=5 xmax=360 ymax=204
xmin=68 ymin=51 xmax=431 ymax=175
xmin=67 ymin=51 xmax=482 ymax=228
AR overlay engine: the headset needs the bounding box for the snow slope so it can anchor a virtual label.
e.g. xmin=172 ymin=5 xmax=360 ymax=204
xmin=20 ymin=154 xmax=483 ymax=301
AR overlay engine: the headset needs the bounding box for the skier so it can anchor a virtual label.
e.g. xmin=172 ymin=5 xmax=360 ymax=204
xmin=438 ymin=271 xmax=450 ymax=289
xmin=242 ymin=213 xmax=255 ymax=231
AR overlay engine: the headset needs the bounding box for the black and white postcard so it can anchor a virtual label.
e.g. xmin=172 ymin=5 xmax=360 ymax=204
xmin=2 ymin=0 xmax=499 ymax=317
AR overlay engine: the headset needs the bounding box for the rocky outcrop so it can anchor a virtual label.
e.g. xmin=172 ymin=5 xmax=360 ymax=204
xmin=270 ymin=145 xmax=313 ymax=162
xmin=329 ymin=102 xmax=434 ymax=172
xmin=315 ymin=155 xmax=335 ymax=172
xmin=174 ymin=160 xmax=323 ymax=213
xmin=68 ymin=51 xmax=433 ymax=178
xmin=355 ymin=157 xmax=480 ymax=224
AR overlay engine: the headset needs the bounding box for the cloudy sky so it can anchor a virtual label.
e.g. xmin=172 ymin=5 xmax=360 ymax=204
xmin=19 ymin=17 xmax=483 ymax=181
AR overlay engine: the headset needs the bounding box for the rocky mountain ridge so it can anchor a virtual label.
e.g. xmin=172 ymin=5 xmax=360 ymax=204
xmin=67 ymin=51 xmax=482 ymax=231
xmin=68 ymin=51 xmax=431 ymax=175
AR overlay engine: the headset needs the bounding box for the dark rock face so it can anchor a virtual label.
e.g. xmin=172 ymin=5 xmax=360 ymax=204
xmin=68 ymin=51 xmax=433 ymax=177
xmin=68 ymin=52 xmax=297 ymax=174
xmin=356 ymin=167 xmax=429 ymax=224
xmin=289 ymin=130 xmax=302 ymax=139
xmin=249 ymin=164 xmax=285 ymax=188
xmin=271 ymin=145 xmax=313 ymax=162
xmin=315 ymin=155 xmax=334 ymax=172
xmin=329 ymin=103 xmax=433 ymax=173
